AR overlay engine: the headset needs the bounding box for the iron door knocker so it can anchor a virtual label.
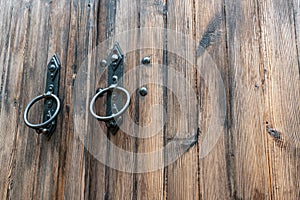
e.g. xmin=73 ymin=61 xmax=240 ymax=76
xmin=89 ymin=43 xmax=131 ymax=135
xmin=24 ymin=54 xmax=61 ymax=138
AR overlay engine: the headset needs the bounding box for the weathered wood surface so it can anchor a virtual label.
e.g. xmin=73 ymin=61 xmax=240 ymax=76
xmin=0 ymin=0 xmax=299 ymax=199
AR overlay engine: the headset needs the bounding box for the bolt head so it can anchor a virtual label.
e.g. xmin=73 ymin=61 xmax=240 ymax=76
xmin=42 ymin=129 xmax=49 ymax=134
xmin=112 ymin=76 xmax=118 ymax=83
xmin=48 ymin=64 xmax=57 ymax=72
xmin=142 ymin=56 xmax=151 ymax=65
xmin=47 ymin=101 xmax=53 ymax=108
xmin=139 ymin=87 xmax=148 ymax=96
xmin=111 ymin=54 xmax=119 ymax=63
xmin=101 ymin=59 xmax=108 ymax=67
xmin=48 ymin=85 xmax=54 ymax=92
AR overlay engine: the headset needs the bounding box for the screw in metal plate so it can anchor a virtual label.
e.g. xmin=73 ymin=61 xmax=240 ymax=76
xmin=142 ymin=56 xmax=151 ymax=65
xmin=111 ymin=54 xmax=119 ymax=63
xmin=47 ymin=101 xmax=53 ymax=108
xmin=139 ymin=87 xmax=148 ymax=96
xmin=48 ymin=64 xmax=57 ymax=72
xmin=112 ymin=75 xmax=118 ymax=83
xmin=48 ymin=85 xmax=54 ymax=92
xmin=101 ymin=59 xmax=108 ymax=67
xmin=42 ymin=128 xmax=49 ymax=134
xmin=46 ymin=113 xmax=51 ymax=119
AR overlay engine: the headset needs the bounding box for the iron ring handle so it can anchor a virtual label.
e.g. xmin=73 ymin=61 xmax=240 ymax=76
xmin=24 ymin=93 xmax=61 ymax=129
xmin=89 ymin=85 xmax=131 ymax=121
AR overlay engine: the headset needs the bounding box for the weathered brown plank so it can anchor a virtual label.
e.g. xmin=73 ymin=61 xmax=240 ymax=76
xmin=165 ymin=0 xmax=199 ymax=199
xmin=258 ymin=0 xmax=300 ymax=199
xmin=224 ymin=0 xmax=270 ymax=199
xmin=61 ymin=0 xmax=86 ymax=198
xmin=63 ymin=0 xmax=105 ymax=199
xmin=0 ymin=1 xmax=28 ymax=198
xmin=73 ymin=1 xmax=114 ymax=199
xmin=103 ymin=0 xmax=139 ymax=199
xmin=100 ymin=0 xmax=139 ymax=199
xmin=195 ymin=1 xmax=230 ymax=199
xmin=134 ymin=0 xmax=165 ymax=199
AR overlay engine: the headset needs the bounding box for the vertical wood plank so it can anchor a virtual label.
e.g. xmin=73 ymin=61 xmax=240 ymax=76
xmin=0 ymin=1 xmax=29 ymax=198
xmin=165 ymin=0 xmax=199 ymax=199
xmin=224 ymin=0 xmax=270 ymax=199
xmin=103 ymin=0 xmax=139 ymax=199
xmin=258 ymin=0 xmax=300 ymax=199
xmin=62 ymin=0 xmax=86 ymax=198
xmin=63 ymin=0 xmax=105 ymax=199
xmin=135 ymin=0 xmax=165 ymax=199
xmin=86 ymin=0 xmax=113 ymax=198
xmin=194 ymin=1 xmax=230 ymax=199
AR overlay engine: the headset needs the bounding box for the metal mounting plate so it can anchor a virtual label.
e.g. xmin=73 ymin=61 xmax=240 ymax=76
xmin=106 ymin=43 xmax=124 ymax=135
xmin=41 ymin=54 xmax=61 ymax=138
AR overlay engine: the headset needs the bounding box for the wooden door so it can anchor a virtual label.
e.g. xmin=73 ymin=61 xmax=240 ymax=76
xmin=0 ymin=0 xmax=299 ymax=199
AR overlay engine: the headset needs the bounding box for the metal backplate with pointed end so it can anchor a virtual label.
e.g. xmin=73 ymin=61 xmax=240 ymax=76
xmin=41 ymin=54 xmax=61 ymax=138
xmin=106 ymin=43 xmax=124 ymax=135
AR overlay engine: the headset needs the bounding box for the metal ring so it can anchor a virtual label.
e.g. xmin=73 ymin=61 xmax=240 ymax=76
xmin=89 ymin=85 xmax=131 ymax=121
xmin=24 ymin=93 xmax=60 ymax=129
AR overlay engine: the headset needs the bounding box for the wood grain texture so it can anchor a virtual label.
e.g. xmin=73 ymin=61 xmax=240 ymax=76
xmin=224 ymin=0 xmax=271 ymax=199
xmin=195 ymin=1 xmax=230 ymax=199
xmin=134 ymin=0 xmax=165 ymax=199
xmin=165 ymin=0 xmax=199 ymax=200
xmin=104 ymin=0 xmax=139 ymax=199
xmin=0 ymin=0 xmax=299 ymax=199
xmin=259 ymin=0 xmax=300 ymax=199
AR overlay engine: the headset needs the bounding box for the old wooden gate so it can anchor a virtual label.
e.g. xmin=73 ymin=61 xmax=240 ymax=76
xmin=0 ymin=0 xmax=300 ymax=199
